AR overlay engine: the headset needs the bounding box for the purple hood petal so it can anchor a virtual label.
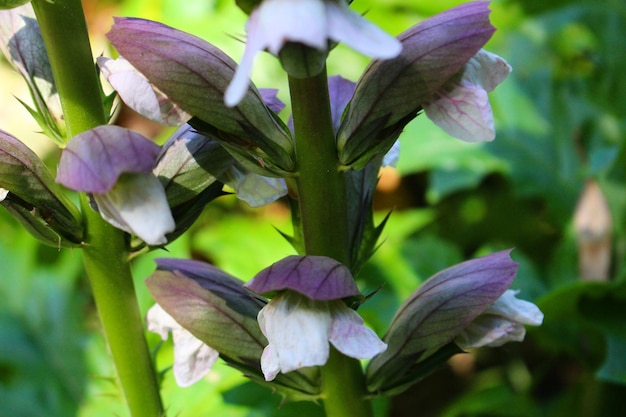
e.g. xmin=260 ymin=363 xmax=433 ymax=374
xmin=56 ymin=125 xmax=160 ymax=193
xmin=246 ymin=255 xmax=360 ymax=301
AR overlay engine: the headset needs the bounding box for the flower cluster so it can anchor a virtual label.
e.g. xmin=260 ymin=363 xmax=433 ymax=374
xmin=0 ymin=0 xmax=544 ymax=404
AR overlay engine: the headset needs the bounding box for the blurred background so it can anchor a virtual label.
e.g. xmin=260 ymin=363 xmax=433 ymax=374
xmin=1 ymin=0 xmax=625 ymax=416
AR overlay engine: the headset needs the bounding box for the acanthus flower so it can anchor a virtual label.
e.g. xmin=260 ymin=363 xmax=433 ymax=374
xmin=225 ymin=0 xmax=402 ymax=106
xmin=246 ymin=255 xmax=387 ymax=381
xmin=147 ymin=304 xmax=219 ymax=387
xmin=56 ymin=125 xmax=175 ymax=245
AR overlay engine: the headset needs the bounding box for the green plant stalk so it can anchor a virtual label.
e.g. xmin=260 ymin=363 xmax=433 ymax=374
xmin=31 ymin=1 xmax=164 ymax=416
xmin=289 ymin=71 xmax=350 ymax=263
xmin=289 ymin=70 xmax=373 ymax=417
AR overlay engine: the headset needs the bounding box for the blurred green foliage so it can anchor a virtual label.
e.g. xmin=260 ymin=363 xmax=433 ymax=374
xmin=1 ymin=0 xmax=625 ymax=416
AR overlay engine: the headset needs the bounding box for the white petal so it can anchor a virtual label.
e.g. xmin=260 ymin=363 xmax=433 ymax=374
xmin=485 ymin=290 xmax=544 ymax=326
xmin=258 ymin=0 xmax=327 ymax=54
xmin=464 ymin=49 xmax=512 ymax=93
xmin=98 ymin=56 xmax=190 ymax=125
xmin=95 ymin=173 xmax=175 ymax=245
xmin=146 ymin=304 xmax=180 ymax=340
xmin=328 ymin=302 xmax=387 ymax=359
xmin=224 ymin=12 xmax=263 ymax=107
xmin=258 ymin=292 xmax=332 ymax=380
xmin=260 ymin=343 xmax=281 ymax=382
xmin=424 ymin=83 xmax=495 ymax=142
xmin=455 ymin=291 xmax=542 ymax=349
xmin=221 ymin=165 xmax=287 ymax=207
xmin=0 ymin=188 xmax=8 ymax=202
xmin=382 ymin=140 xmax=400 ymax=168
xmin=326 ymin=1 xmax=401 ymax=59
xmin=424 ymin=49 xmax=511 ymax=143
xmin=171 ymin=328 xmax=219 ymax=387
xmin=455 ymin=315 xmax=526 ymax=349
xmin=225 ymin=0 xmax=326 ymax=107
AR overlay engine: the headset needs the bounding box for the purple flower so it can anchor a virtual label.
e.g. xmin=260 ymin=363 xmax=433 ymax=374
xmin=56 ymin=126 xmax=175 ymax=245
xmin=246 ymin=255 xmax=387 ymax=381
xmin=225 ymin=0 xmax=402 ymax=107
xmin=367 ymin=250 xmax=524 ymax=393
xmin=424 ymin=49 xmax=512 ymax=142
xmin=454 ymin=289 xmax=544 ymax=349
xmin=147 ymin=304 xmax=218 ymax=387
xmin=336 ymin=1 xmax=497 ymax=169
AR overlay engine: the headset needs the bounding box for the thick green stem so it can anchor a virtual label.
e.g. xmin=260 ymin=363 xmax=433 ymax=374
xmin=289 ymin=71 xmax=373 ymax=417
xmin=321 ymin=348 xmax=374 ymax=417
xmin=32 ymin=1 xmax=164 ymax=416
xmin=80 ymin=201 xmax=164 ymax=417
xmin=289 ymin=71 xmax=350 ymax=264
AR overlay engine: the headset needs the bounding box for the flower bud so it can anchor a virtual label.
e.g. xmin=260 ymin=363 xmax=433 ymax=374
xmin=0 ymin=129 xmax=83 ymax=247
xmin=0 ymin=4 xmax=65 ymax=142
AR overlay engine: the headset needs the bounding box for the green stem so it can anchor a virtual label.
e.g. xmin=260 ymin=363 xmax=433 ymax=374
xmin=321 ymin=348 xmax=374 ymax=417
xmin=32 ymin=1 xmax=164 ymax=416
xmin=80 ymin=200 xmax=164 ymax=417
xmin=289 ymin=70 xmax=373 ymax=417
xmin=289 ymin=71 xmax=350 ymax=264
xmin=31 ymin=0 xmax=105 ymax=138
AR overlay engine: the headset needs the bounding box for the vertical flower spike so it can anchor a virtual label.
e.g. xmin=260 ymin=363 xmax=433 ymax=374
xmin=246 ymin=255 xmax=387 ymax=381
xmin=224 ymin=0 xmax=401 ymax=107
xmin=56 ymin=126 xmax=175 ymax=245
xmin=423 ymin=49 xmax=512 ymax=142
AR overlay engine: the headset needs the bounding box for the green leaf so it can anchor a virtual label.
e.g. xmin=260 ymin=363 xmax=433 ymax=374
xmin=0 ymin=0 xmax=31 ymax=9
xmin=396 ymin=117 xmax=507 ymax=202
xmin=0 ymin=226 xmax=87 ymax=417
xmin=536 ymin=280 xmax=626 ymax=384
